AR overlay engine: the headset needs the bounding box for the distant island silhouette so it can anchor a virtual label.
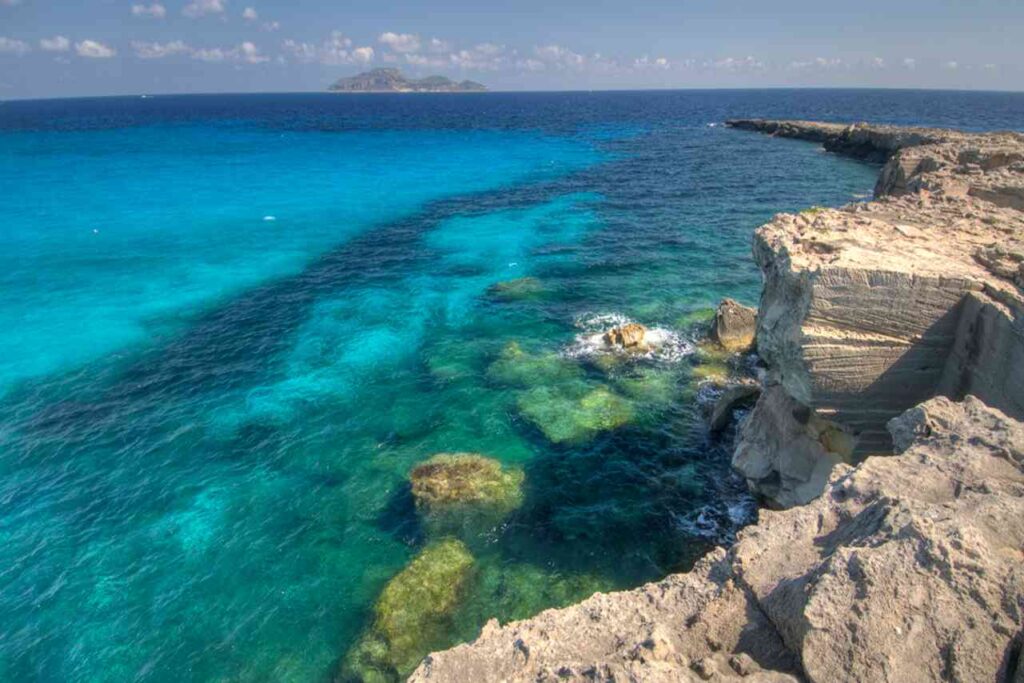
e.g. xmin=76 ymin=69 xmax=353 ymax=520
xmin=329 ymin=68 xmax=487 ymax=93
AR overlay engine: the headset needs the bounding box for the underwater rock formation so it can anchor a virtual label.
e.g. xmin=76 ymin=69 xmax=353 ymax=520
xmin=344 ymin=539 xmax=475 ymax=681
xmin=710 ymin=299 xmax=757 ymax=352
xmin=517 ymin=385 xmax=634 ymax=444
xmin=410 ymin=396 xmax=1024 ymax=682
xmin=728 ymin=119 xmax=1024 ymax=507
xmin=409 ymin=453 xmax=524 ymax=535
xmin=486 ymin=342 xmax=582 ymax=388
xmin=487 ymin=277 xmax=544 ymax=301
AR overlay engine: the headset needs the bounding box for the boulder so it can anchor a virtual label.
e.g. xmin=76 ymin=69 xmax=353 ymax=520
xmin=710 ymin=299 xmax=756 ymax=352
xmin=602 ymin=323 xmax=649 ymax=350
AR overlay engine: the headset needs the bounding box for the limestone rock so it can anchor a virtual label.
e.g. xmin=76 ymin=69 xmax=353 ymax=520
xmin=711 ymin=299 xmax=756 ymax=352
xmin=729 ymin=119 xmax=1024 ymax=505
xmin=602 ymin=323 xmax=649 ymax=350
xmin=410 ymin=397 xmax=1024 ymax=683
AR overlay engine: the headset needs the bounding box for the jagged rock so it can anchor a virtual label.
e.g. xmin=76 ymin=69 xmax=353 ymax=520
xmin=732 ymin=385 xmax=854 ymax=508
xmin=711 ymin=299 xmax=756 ymax=352
xmin=708 ymin=382 xmax=761 ymax=432
xmin=410 ymin=397 xmax=1024 ymax=683
xmin=602 ymin=323 xmax=649 ymax=350
xmin=727 ymin=119 xmax=1024 ymax=505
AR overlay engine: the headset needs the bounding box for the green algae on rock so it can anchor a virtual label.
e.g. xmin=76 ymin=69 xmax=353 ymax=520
xmin=409 ymin=453 xmax=525 ymax=535
xmin=517 ymin=385 xmax=634 ymax=444
xmin=612 ymin=366 xmax=682 ymax=411
xmin=344 ymin=538 xmax=476 ymax=681
xmin=486 ymin=341 xmax=582 ymax=388
xmin=486 ymin=276 xmax=544 ymax=301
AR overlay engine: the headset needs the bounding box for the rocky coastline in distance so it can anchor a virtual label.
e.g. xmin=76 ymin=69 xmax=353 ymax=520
xmin=329 ymin=68 xmax=487 ymax=93
xmin=409 ymin=120 xmax=1024 ymax=682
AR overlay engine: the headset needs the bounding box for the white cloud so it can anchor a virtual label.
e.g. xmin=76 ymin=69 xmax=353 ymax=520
xmin=283 ymin=31 xmax=374 ymax=65
xmin=712 ymin=56 xmax=765 ymax=71
xmin=183 ymin=0 xmax=226 ymax=18
xmin=75 ymin=40 xmax=116 ymax=58
xmin=261 ymin=21 xmax=279 ymax=31
xmin=634 ymin=55 xmax=670 ymax=69
xmin=351 ymin=46 xmax=374 ymax=63
xmin=945 ymin=60 xmax=959 ymax=70
xmin=427 ymin=38 xmax=451 ymax=54
xmin=903 ymin=57 xmax=917 ymax=69
xmin=131 ymin=3 xmax=166 ymax=18
xmin=192 ymin=41 xmax=267 ymax=63
xmin=870 ymin=57 xmax=885 ymax=68
xmin=132 ymin=40 xmax=191 ymax=58
xmin=242 ymin=6 xmax=257 ymax=20
xmin=0 ymin=37 xmax=30 ymax=56
xmin=379 ymin=32 xmax=420 ymax=53
xmin=534 ymin=44 xmax=585 ymax=69
xmin=446 ymin=42 xmax=509 ymax=71
xmin=39 ymin=35 xmax=70 ymax=52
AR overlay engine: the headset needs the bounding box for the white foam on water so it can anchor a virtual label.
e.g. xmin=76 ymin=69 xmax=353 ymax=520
xmin=263 ymin=215 xmax=276 ymax=221
xmin=562 ymin=312 xmax=695 ymax=363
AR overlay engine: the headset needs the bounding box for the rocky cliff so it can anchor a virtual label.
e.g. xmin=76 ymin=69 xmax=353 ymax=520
xmin=726 ymin=119 xmax=1024 ymax=507
xmin=411 ymin=396 xmax=1024 ymax=682
xmin=408 ymin=120 xmax=1024 ymax=682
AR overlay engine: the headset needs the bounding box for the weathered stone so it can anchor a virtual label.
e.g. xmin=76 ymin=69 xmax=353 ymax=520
xmin=711 ymin=299 xmax=756 ymax=352
xmin=729 ymin=119 xmax=1024 ymax=505
xmin=708 ymin=382 xmax=761 ymax=432
xmin=411 ymin=397 xmax=1024 ymax=683
xmin=602 ymin=323 xmax=649 ymax=350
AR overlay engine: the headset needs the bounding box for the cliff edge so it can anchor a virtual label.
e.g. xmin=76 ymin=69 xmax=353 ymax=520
xmin=727 ymin=119 xmax=1024 ymax=507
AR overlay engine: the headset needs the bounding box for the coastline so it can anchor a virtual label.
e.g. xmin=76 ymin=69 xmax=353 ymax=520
xmin=409 ymin=120 xmax=1024 ymax=682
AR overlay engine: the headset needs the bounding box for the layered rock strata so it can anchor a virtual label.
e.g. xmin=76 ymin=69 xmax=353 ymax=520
xmin=726 ymin=119 xmax=1024 ymax=506
xmin=411 ymin=396 xmax=1024 ymax=682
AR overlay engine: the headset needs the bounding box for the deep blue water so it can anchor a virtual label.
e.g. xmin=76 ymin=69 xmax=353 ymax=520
xmin=0 ymin=89 xmax=1021 ymax=682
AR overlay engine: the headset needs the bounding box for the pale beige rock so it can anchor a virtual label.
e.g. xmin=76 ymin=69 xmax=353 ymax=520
xmin=728 ymin=119 xmax=1024 ymax=506
xmin=410 ymin=397 xmax=1024 ymax=683
xmin=603 ymin=323 xmax=649 ymax=350
xmin=711 ymin=299 xmax=757 ymax=352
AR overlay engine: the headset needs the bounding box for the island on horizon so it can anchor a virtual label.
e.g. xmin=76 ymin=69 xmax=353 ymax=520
xmin=328 ymin=68 xmax=487 ymax=93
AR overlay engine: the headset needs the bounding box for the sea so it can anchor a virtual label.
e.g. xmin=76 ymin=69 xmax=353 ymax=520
xmin=1 ymin=89 xmax=1022 ymax=682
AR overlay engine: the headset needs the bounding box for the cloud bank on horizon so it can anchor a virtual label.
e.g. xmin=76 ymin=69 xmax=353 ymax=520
xmin=0 ymin=0 xmax=1021 ymax=97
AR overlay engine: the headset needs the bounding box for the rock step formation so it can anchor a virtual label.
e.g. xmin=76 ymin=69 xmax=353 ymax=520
xmin=411 ymin=396 xmax=1024 ymax=682
xmin=727 ymin=119 xmax=1024 ymax=506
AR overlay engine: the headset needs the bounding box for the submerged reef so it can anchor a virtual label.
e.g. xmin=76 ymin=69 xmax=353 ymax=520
xmin=486 ymin=341 xmax=582 ymax=388
xmin=344 ymin=539 xmax=475 ymax=681
xmin=409 ymin=453 xmax=524 ymax=536
xmin=517 ymin=384 xmax=635 ymax=444
xmin=486 ymin=277 xmax=545 ymax=301
xmin=411 ymin=121 xmax=1024 ymax=682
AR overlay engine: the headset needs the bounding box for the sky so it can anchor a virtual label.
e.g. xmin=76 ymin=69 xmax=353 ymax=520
xmin=1 ymin=0 xmax=1022 ymax=98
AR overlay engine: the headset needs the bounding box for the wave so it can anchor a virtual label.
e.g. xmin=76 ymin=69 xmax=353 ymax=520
xmin=562 ymin=312 xmax=695 ymax=363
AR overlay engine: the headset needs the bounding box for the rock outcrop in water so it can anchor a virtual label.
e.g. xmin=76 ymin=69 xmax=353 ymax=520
xmin=410 ymin=396 xmax=1024 ymax=682
xmin=409 ymin=120 xmax=1024 ymax=682
xmin=726 ymin=118 xmax=1024 ymax=507
xmin=710 ymin=299 xmax=757 ymax=352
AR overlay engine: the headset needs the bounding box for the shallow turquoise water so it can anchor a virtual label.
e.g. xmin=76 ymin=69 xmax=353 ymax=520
xmin=1 ymin=90 xmax=1020 ymax=682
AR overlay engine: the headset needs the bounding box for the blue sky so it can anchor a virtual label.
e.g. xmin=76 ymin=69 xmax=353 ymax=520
xmin=1 ymin=0 xmax=1022 ymax=98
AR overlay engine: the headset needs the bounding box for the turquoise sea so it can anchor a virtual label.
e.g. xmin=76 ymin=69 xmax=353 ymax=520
xmin=1 ymin=89 xmax=1022 ymax=681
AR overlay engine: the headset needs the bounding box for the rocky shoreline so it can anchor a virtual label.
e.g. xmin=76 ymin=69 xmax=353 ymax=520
xmin=407 ymin=120 xmax=1024 ymax=682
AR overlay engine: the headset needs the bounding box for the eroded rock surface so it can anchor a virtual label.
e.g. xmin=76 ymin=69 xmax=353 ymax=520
xmin=410 ymin=397 xmax=1024 ymax=682
xmin=711 ymin=299 xmax=757 ymax=352
xmin=727 ymin=119 xmax=1024 ymax=506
